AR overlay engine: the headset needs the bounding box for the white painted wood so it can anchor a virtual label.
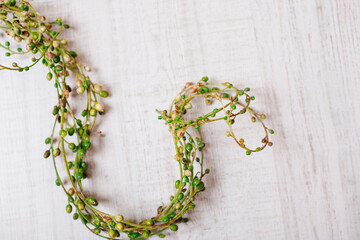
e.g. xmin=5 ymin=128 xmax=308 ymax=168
xmin=0 ymin=0 xmax=359 ymax=239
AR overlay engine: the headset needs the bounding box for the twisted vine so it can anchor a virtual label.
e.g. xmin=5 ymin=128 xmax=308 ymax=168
xmin=0 ymin=1 xmax=274 ymax=239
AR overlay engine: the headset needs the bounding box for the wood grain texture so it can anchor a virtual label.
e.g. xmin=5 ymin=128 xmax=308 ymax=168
xmin=0 ymin=0 xmax=359 ymax=239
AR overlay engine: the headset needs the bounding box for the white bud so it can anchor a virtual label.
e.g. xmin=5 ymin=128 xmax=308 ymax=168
xmin=93 ymin=84 xmax=102 ymax=93
xmin=115 ymin=215 xmax=124 ymax=222
xmin=60 ymin=39 xmax=67 ymax=45
xmin=94 ymin=102 xmax=104 ymax=112
xmin=39 ymin=26 xmax=46 ymax=33
xmin=64 ymin=55 xmax=71 ymax=63
xmin=76 ymin=86 xmax=85 ymax=94
xmin=76 ymin=80 xmax=83 ymax=87
xmin=53 ymin=40 xmax=60 ymax=48
xmin=175 ymin=95 xmax=181 ymax=102
xmin=184 ymin=103 xmax=192 ymax=109
xmin=184 ymin=170 xmax=192 ymax=177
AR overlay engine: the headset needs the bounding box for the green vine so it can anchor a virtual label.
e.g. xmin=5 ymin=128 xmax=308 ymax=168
xmin=0 ymin=1 xmax=274 ymax=239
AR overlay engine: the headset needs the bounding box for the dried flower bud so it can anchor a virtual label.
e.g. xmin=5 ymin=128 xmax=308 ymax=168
xmin=15 ymin=36 xmax=21 ymax=42
xmin=62 ymin=89 xmax=69 ymax=98
xmin=174 ymin=154 xmax=182 ymax=161
xmin=23 ymin=32 xmax=30 ymax=38
xmin=93 ymin=84 xmax=102 ymax=93
xmin=177 ymin=129 xmax=185 ymax=138
xmin=84 ymin=66 xmax=91 ymax=72
xmin=190 ymin=87 xmax=197 ymax=93
xmin=45 ymin=52 xmax=55 ymax=59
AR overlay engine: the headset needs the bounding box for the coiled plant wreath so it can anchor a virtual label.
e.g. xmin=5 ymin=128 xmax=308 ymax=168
xmin=0 ymin=1 xmax=274 ymax=239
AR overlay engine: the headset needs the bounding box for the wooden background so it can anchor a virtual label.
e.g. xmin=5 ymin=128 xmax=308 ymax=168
xmin=0 ymin=0 xmax=359 ymax=239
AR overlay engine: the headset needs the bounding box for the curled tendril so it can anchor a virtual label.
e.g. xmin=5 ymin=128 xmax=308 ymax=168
xmin=0 ymin=1 xmax=274 ymax=239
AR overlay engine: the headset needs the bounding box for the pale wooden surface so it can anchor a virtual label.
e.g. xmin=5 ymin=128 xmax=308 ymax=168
xmin=0 ymin=0 xmax=359 ymax=239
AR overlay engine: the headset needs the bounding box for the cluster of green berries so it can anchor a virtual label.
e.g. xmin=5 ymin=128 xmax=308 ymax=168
xmin=1 ymin=1 xmax=273 ymax=239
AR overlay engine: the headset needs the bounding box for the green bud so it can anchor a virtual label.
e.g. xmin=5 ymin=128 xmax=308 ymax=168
xmin=175 ymin=180 xmax=180 ymax=189
xmin=66 ymin=204 xmax=72 ymax=213
xmin=52 ymin=106 xmax=59 ymax=115
xmin=170 ymin=224 xmax=178 ymax=231
xmin=68 ymin=127 xmax=75 ymax=136
xmin=87 ymin=197 xmax=98 ymax=206
xmin=185 ymin=143 xmax=193 ymax=152
xmin=69 ymin=51 xmax=77 ymax=58
xmin=99 ymin=90 xmax=108 ymax=98
xmin=45 ymin=137 xmax=51 ymax=144
xmin=145 ymin=219 xmax=154 ymax=226
xmin=59 ymin=129 xmax=67 ymax=138
xmin=73 ymin=213 xmax=79 ymax=220
xmin=55 ymin=178 xmax=61 ymax=186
